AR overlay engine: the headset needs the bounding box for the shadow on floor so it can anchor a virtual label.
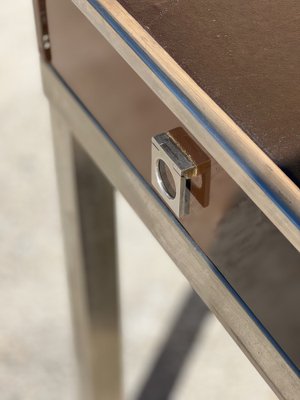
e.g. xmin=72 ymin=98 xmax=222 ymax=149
xmin=136 ymin=290 xmax=209 ymax=400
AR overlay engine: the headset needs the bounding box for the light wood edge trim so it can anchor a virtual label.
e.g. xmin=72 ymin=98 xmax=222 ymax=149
xmin=42 ymin=62 xmax=300 ymax=400
xmin=72 ymin=0 xmax=300 ymax=251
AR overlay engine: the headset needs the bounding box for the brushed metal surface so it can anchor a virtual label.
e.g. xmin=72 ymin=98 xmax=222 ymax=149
xmin=43 ymin=62 xmax=300 ymax=399
xmin=50 ymin=107 xmax=122 ymax=400
xmin=44 ymin=0 xmax=300 ymax=252
xmin=43 ymin=0 xmax=300 ymax=374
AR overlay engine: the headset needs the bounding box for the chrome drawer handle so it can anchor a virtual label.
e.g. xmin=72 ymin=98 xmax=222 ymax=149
xmin=151 ymin=128 xmax=211 ymax=218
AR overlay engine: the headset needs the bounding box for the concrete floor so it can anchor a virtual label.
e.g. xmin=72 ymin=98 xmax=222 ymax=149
xmin=0 ymin=1 xmax=278 ymax=399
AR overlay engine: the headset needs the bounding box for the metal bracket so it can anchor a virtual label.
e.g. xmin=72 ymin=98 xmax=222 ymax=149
xmin=152 ymin=128 xmax=211 ymax=218
xmin=32 ymin=0 xmax=51 ymax=61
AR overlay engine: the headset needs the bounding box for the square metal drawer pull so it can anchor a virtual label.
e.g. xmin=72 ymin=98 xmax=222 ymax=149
xmin=151 ymin=128 xmax=211 ymax=217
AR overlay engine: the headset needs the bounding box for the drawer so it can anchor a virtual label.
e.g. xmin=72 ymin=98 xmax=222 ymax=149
xmin=43 ymin=0 xmax=300 ymax=373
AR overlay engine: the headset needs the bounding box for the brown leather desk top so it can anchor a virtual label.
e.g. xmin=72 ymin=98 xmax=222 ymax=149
xmin=119 ymin=0 xmax=300 ymax=186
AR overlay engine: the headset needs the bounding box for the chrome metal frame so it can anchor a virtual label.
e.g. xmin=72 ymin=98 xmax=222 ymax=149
xmin=72 ymin=0 xmax=300 ymax=252
xmin=50 ymin=104 xmax=122 ymax=399
xmin=44 ymin=63 xmax=299 ymax=400
xmin=152 ymin=133 xmax=193 ymax=217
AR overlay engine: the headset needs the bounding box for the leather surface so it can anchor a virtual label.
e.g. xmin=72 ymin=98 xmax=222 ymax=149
xmin=119 ymin=0 xmax=300 ymax=186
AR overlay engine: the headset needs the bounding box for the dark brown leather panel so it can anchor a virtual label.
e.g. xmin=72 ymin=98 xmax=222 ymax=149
xmin=45 ymin=0 xmax=300 ymax=370
xmin=119 ymin=0 xmax=300 ymax=186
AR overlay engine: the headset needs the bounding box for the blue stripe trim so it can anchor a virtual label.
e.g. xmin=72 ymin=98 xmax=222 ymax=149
xmin=88 ymin=0 xmax=300 ymax=230
xmin=49 ymin=63 xmax=299 ymax=375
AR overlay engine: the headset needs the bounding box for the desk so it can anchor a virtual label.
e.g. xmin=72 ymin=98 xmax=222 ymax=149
xmin=33 ymin=1 xmax=300 ymax=399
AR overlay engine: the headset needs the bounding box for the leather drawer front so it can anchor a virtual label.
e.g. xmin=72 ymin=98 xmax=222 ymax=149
xmin=46 ymin=0 xmax=300 ymax=372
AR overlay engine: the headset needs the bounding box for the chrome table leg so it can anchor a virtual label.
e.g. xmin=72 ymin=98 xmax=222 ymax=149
xmin=50 ymin=107 xmax=122 ymax=400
